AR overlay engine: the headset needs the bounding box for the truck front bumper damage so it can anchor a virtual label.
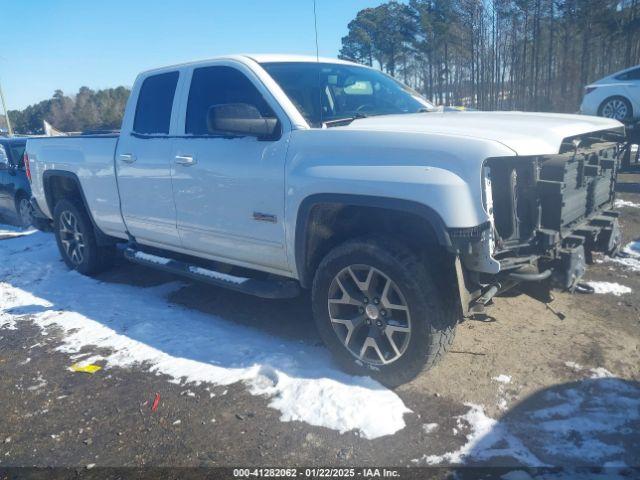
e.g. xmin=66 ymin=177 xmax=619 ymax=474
xmin=453 ymin=130 xmax=624 ymax=316
xmin=455 ymin=211 xmax=621 ymax=317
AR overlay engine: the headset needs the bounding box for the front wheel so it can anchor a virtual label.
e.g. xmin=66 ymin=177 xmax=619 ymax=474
xmin=53 ymin=199 xmax=114 ymax=275
xmin=311 ymin=236 xmax=458 ymax=387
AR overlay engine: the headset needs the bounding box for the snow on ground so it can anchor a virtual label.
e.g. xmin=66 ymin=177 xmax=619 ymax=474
xmin=564 ymin=361 xmax=583 ymax=371
xmin=422 ymin=423 xmax=438 ymax=434
xmin=584 ymin=281 xmax=632 ymax=296
xmin=493 ymin=374 xmax=512 ymax=384
xmin=614 ymin=199 xmax=640 ymax=209
xmin=492 ymin=374 xmax=513 ymax=411
xmin=565 ymin=361 xmax=615 ymax=379
xmin=0 ymin=231 xmax=409 ymax=439
xmin=413 ymin=375 xmax=639 ymax=468
xmin=0 ymin=224 xmax=37 ymax=239
xmin=27 ymin=373 xmax=47 ymax=392
xmin=519 ymin=378 xmax=637 ymax=460
xmin=413 ymin=403 xmax=545 ymax=466
xmin=589 ymin=367 xmax=615 ymax=379
xmin=2 ymin=228 xmax=638 ymax=464
xmin=597 ymin=240 xmax=640 ymax=272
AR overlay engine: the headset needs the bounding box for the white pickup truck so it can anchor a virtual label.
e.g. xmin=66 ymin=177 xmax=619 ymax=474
xmin=26 ymin=54 xmax=625 ymax=386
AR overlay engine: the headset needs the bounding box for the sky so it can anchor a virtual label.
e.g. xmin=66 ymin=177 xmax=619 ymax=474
xmin=1 ymin=0 xmax=391 ymax=111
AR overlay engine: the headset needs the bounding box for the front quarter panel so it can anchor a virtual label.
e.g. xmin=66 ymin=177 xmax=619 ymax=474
xmin=284 ymin=128 xmax=517 ymax=274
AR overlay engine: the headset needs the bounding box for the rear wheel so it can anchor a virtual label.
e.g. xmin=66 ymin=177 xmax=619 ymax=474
xmin=598 ymin=96 xmax=633 ymax=122
xmin=15 ymin=194 xmax=33 ymax=228
xmin=53 ymin=199 xmax=114 ymax=275
xmin=312 ymin=236 xmax=458 ymax=387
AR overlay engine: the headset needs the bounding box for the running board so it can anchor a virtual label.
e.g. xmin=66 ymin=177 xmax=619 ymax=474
xmin=121 ymin=247 xmax=301 ymax=299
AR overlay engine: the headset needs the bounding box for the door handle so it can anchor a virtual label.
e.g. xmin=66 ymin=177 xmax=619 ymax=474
xmin=175 ymin=155 xmax=197 ymax=166
xmin=119 ymin=153 xmax=137 ymax=163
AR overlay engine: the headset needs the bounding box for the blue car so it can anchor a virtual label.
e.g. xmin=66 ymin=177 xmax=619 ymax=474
xmin=0 ymin=137 xmax=32 ymax=227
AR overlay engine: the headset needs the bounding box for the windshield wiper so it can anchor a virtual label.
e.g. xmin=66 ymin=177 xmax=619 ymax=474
xmin=322 ymin=112 xmax=369 ymax=128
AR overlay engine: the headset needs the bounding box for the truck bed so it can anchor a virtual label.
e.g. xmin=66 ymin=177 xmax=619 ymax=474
xmin=27 ymin=134 xmax=127 ymax=239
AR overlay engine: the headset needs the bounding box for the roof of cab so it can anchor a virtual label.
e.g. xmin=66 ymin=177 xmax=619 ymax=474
xmin=139 ymin=54 xmax=358 ymax=76
xmin=243 ymin=53 xmax=356 ymax=65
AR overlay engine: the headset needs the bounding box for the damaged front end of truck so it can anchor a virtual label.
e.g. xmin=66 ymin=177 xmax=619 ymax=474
xmin=455 ymin=127 xmax=626 ymax=315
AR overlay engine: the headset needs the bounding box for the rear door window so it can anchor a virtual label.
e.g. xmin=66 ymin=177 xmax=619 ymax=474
xmin=133 ymin=71 xmax=179 ymax=134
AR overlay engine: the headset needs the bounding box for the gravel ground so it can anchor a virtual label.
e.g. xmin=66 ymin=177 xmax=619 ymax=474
xmin=0 ymin=173 xmax=639 ymax=477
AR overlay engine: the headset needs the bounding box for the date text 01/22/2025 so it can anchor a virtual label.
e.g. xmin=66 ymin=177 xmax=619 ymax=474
xmin=233 ymin=467 xmax=401 ymax=478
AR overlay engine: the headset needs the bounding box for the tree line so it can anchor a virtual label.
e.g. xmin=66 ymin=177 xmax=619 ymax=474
xmin=340 ymin=0 xmax=640 ymax=112
xmin=1 ymin=86 xmax=130 ymax=135
xmin=3 ymin=0 xmax=639 ymax=134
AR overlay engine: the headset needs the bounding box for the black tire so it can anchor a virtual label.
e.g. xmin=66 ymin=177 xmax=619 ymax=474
xmin=311 ymin=236 xmax=458 ymax=387
xmin=14 ymin=192 xmax=33 ymax=229
xmin=53 ymin=198 xmax=114 ymax=275
xmin=598 ymin=96 xmax=633 ymax=122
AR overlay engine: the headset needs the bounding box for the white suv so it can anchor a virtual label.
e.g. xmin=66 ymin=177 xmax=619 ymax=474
xmin=581 ymin=65 xmax=640 ymax=122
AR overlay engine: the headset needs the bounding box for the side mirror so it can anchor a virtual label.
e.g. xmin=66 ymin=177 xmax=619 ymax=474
xmin=207 ymin=103 xmax=280 ymax=140
xmin=0 ymin=145 xmax=8 ymax=170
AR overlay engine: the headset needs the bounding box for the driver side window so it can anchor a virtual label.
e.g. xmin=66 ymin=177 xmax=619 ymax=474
xmin=185 ymin=66 xmax=276 ymax=135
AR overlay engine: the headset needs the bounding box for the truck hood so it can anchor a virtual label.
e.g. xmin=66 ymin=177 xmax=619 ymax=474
xmin=339 ymin=111 xmax=624 ymax=156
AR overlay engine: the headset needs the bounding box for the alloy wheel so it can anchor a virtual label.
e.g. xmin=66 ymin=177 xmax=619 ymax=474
xmin=59 ymin=210 xmax=85 ymax=265
xmin=602 ymin=99 xmax=629 ymax=121
xmin=328 ymin=264 xmax=411 ymax=366
xmin=19 ymin=198 xmax=33 ymax=228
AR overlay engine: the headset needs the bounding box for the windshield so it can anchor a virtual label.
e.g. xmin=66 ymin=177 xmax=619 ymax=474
xmin=261 ymin=62 xmax=433 ymax=127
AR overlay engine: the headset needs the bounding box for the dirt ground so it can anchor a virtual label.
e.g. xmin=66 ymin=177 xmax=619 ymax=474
xmin=0 ymin=173 xmax=639 ymax=477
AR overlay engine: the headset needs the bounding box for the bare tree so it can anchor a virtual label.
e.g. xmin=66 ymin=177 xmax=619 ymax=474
xmin=341 ymin=0 xmax=640 ymax=112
